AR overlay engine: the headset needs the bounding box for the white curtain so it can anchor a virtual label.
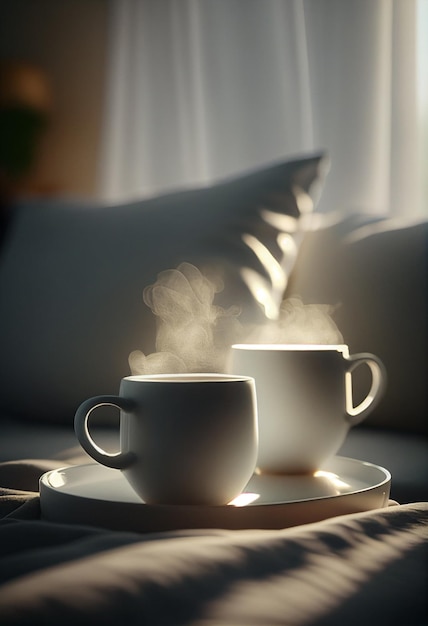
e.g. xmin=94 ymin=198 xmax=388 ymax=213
xmin=98 ymin=0 xmax=425 ymax=217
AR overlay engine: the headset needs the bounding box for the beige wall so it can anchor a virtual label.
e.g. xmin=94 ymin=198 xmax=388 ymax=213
xmin=0 ymin=0 xmax=108 ymax=197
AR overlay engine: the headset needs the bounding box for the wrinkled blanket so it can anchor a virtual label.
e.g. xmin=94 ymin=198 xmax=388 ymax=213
xmin=0 ymin=459 xmax=427 ymax=626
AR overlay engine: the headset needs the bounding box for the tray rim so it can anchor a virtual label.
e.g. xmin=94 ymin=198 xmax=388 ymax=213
xmin=39 ymin=455 xmax=391 ymax=509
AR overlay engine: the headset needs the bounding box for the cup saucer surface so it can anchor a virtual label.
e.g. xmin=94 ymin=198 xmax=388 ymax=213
xmin=40 ymin=456 xmax=391 ymax=533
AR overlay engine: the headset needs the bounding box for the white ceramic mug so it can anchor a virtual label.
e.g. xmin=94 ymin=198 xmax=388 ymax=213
xmin=229 ymin=344 xmax=386 ymax=475
xmin=74 ymin=373 xmax=258 ymax=505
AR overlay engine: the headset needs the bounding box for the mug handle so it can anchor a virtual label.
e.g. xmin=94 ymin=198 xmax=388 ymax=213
xmin=344 ymin=353 xmax=387 ymax=426
xmin=74 ymin=395 xmax=136 ymax=469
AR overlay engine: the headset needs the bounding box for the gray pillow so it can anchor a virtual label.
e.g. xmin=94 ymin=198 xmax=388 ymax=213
xmin=285 ymin=214 xmax=428 ymax=435
xmin=0 ymin=153 xmax=327 ymax=424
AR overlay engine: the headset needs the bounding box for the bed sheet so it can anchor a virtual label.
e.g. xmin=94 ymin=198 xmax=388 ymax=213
xmin=1 ymin=459 xmax=427 ymax=626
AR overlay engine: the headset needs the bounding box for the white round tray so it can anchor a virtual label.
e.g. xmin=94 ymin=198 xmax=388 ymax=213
xmin=40 ymin=456 xmax=391 ymax=532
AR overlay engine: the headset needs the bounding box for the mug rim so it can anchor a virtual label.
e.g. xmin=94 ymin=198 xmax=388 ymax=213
xmin=124 ymin=373 xmax=255 ymax=383
xmin=231 ymin=343 xmax=348 ymax=351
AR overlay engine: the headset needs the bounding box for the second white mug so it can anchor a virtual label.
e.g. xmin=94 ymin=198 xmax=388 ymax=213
xmin=230 ymin=344 xmax=386 ymax=475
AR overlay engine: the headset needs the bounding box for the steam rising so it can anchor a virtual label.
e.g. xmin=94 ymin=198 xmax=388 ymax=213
xmin=129 ymin=263 xmax=344 ymax=375
xmin=246 ymin=297 xmax=344 ymax=345
xmin=129 ymin=263 xmax=243 ymax=374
